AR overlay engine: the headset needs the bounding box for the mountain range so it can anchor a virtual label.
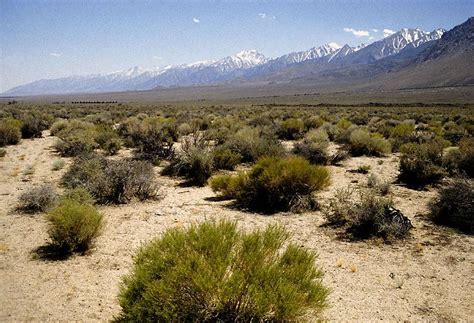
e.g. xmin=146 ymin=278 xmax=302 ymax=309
xmin=3 ymin=17 xmax=473 ymax=96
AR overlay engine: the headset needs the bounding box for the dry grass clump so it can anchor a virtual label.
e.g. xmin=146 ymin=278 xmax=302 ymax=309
xmin=62 ymin=154 xmax=157 ymax=204
xmin=293 ymin=128 xmax=330 ymax=165
xmin=430 ymin=177 xmax=473 ymax=234
xmin=116 ymin=220 xmax=328 ymax=322
xmin=162 ymin=133 xmax=214 ymax=186
xmin=278 ymin=118 xmax=305 ymax=140
xmin=210 ymin=156 xmax=330 ymax=213
xmin=398 ymin=140 xmax=446 ymax=188
xmin=17 ymin=184 xmax=57 ymax=213
xmin=323 ymin=188 xmax=412 ymax=241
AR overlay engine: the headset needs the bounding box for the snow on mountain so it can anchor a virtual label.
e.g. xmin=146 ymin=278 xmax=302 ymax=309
xmin=2 ymin=27 xmax=447 ymax=96
xmin=345 ymin=28 xmax=445 ymax=63
xmin=272 ymin=43 xmax=342 ymax=65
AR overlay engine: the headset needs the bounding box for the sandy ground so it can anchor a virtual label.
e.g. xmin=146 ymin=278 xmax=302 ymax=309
xmin=0 ymin=132 xmax=473 ymax=321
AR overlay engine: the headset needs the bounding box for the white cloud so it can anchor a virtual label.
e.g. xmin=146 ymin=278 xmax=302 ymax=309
xmin=193 ymin=17 xmax=200 ymax=23
xmin=343 ymin=27 xmax=370 ymax=37
xmin=383 ymin=28 xmax=396 ymax=37
xmin=258 ymin=13 xmax=275 ymax=20
xmin=153 ymin=56 xmax=163 ymax=60
xmin=369 ymin=36 xmax=375 ymax=40
xmin=49 ymin=52 xmax=62 ymax=57
xmin=371 ymin=29 xmax=379 ymax=32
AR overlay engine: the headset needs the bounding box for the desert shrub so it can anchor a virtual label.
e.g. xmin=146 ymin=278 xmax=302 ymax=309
xmin=322 ymin=187 xmax=355 ymax=226
xmin=163 ymin=134 xmax=214 ymax=186
xmin=443 ymin=121 xmax=466 ymax=145
xmin=19 ymin=115 xmax=50 ymax=139
xmin=0 ymin=118 xmax=22 ymax=146
xmin=293 ymin=128 xmax=330 ymax=164
xmin=305 ymin=115 xmax=325 ymax=129
xmin=62 ymin=154 xmax=156 ymax=204
xmin=210 ymin=156 xmax=330 ymax=213
xmin=116 ymin=220 xmax=328 ymax=322
xmin=94 ymin=125 xmax=122 ymax=155
xmin=17 ymin=184 xmax=57 ymax=213
xmin=60 ymin=187 xmax=96 ymax=205
xmin=0 ymin=148 xmax=5 ymax=157
xmin=50 ymin=119 xmax=69 ymax=136
xmin=52 ymin=159 xmax=65 ymax=171
xmin=390 ymin=123 xmax=415 ymax=150
xmin=224 ymin=127 xmax=284 ymax=163
xmin=53 ymin=120 xmax=98 ymax=157
xmin=349 ymin=129 xmax=391 ymax=156
xmin=323 ymin=188 xmax=412 ymax=240
xmin=430 ymin=178 xmax=473 ymax=234
xmin=399 ymin=141 xmax=445 ymax=187
xmin=47 ymin=199 xmax=103 ymax=253
xmin=457 ymin=137 xmax=474 ymax=177
xmin=329 ymin=148 xmax=350 ymax=165
xmin=212 ymin=146 xmax=242 ymax=170
xmin=278 ymin=118 xmax=305 ymax=140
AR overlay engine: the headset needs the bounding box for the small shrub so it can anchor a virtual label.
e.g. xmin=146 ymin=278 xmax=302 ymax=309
xmin=323 ymin=188 xmax=412 ymax=240
xmin=17 ymin=184 xmax=57 ymax=213
xmin=212 ymin=146 xmax=242 ymax=170
xmin=19 ymin=115 xmax=49 ymax=139
xmin=116 ymin=220 xmax=328 ymax=321
xmin=0 ymin=148 xmax=5 ymax=157
xmin=457 ymin=138 xmax=474 ymax=177
xmin=349 ymin=129 xmax=391 ymax=156
xmin=356 ymin=165 xmax=371 ymax=174
xmin=399 ymin=141 xmax=445 ymax=187
xmin=54 ymin=128 xmax=97 ymax=157
xmin=62 ymin=154 xmax=156 ymax=204
xmin=430 ymin=178 xmax=473 ymax=234
xmin=293 ymin=129 xmax=330 ymax=164
xmin=163 ymin=135 xmax=214 ymax=186
xmin=52 ymin=159 xmax=66 ymax=171
xmin=210 ymin=156 xmax=330 ymax=213
xmin=278 ymin=118 xmax=305 ymax=140
xmin=95 ymin=126 xmax=122 ymax=155
xmin=47 ymin=199 xmax=103 ymax=253
xmin=225 ymin=127 xmax=284 ymax=163
xmin=0 ymin=118 xmax=22 ymax=147
xmin=60 ymin=187 xmax=96 ymax=205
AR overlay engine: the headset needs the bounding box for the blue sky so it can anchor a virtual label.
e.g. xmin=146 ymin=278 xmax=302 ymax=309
xmin=1 ymin=0 xmax=472 ymax=92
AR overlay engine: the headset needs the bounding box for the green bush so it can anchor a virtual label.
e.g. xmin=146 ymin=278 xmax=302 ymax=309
xmin=293 ymin=128 xmax=330 ymax=164
xmin=60 ymin=187 xmax=96 ymax=205
xmin=457 ymin=138 xmax=474 ymax=177
xmin=349 ymin=129 xmax=391 ymax=156
xmin=212 ymin=146 xmax=242 ymax=170
xmin=210 ymin=156 xmax=330 ymax=213
xmin=389 ymin=123 xmax=415 ymax=150
xmin=430 ymin=178 xmax=473 ymax=234
xmin=62 ymin=154 xmax=156 ymax=204
xmin=224 ymin=127 xmax=284 ymax=163
xmin=54 ymin=120 xmax=98 ymax=157
xmin=0 ymin=118 xmax=22 ymax=146
xmin=399 ymin=141 xmax=445 ymax=187
xmin=116 ymin=220 xmax=328 ymax=322
xmin=0 ymin=148 xmax=6 ymax=157
xmin=278 ymin=118 xmax=305 ymax=140
xmin=17 ymin=184 xmax=57 ymax=213
xmin=47 ymin=199 xmax=103 ymax=253
xmin=94 ymin=125 xmax=122 ymax=155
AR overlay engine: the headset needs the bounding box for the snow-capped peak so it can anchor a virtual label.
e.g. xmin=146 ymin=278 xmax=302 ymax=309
xmin=327 ymin=42 xmax=342 ymax=50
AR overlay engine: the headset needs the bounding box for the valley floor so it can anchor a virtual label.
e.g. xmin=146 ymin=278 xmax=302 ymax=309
xmin=0 ymin=133 xmax=473 ymax=321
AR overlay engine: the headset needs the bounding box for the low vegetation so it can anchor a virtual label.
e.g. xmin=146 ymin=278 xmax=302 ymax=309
xmin=210 ymin=156 xmax=330 ymax=213
xmin=62 ymin=154 xmax=156 ymax=204
xmin=323 ymin=188 xmax=412 ymax=241
xmin=430 ymin=177 xmax=473 ymax=234
xmin=47 ymin=198 xmax=103 ymax=254
xmin=116 ymin=220 xmax=328 ymax=321
xmin=17 ymin=184 xmax=57 ymax=213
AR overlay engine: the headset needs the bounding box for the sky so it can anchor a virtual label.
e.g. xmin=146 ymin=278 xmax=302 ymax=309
xmin=1 ymin=0 xmax=473 ymax=92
